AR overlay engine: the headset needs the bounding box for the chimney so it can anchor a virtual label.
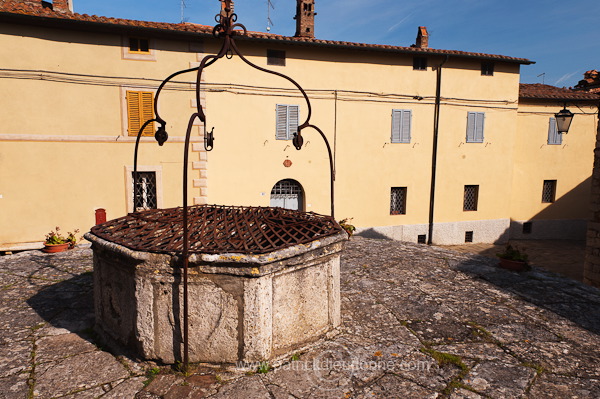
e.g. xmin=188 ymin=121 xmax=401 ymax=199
xmin=51 ymin=0 xmax=73 ymax=13
xmin=294 ymin=0 xmax=316 ymax=38
xmin=415 ymin=26 xmax=429 ymax=49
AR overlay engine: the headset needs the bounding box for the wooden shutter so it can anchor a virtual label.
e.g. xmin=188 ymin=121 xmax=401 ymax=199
xmin=467 ymin=112 xmax=484 ymax=143
xmin=391 ymin=110 xmax=401 ymax=142
xmin=548 ymin=117 xmax=561 ymax=145
xmin=475 ymin=112 xmax=485 ymax=142
xmin=276 ymin=104 xmax=288 ymax=140
xmin=276 ymin=104 xmax=299 ymax=140
xmin=391 ymin=109 xmax=411 ymax=143
xmin=127 ymin=90 xmax=155 ymax=137
xmin=400 ymin=110 xmax=411 ymax=143
xmin=288 ymin=105 xmax=299 ymax=140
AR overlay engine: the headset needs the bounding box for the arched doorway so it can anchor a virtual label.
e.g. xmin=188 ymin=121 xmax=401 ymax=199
xmin=270 ymin=179 xmax=304 ymax=211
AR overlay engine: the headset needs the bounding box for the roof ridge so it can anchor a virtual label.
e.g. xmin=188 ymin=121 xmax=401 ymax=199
xmin=0 ymin=1 xmax=533 ymax=64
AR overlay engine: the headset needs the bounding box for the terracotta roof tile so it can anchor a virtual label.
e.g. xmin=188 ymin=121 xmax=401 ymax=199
xmin=519 ymin=83 xmax=600 ymax=101
xmin=0 ymin=0 xmax=533 ymax=64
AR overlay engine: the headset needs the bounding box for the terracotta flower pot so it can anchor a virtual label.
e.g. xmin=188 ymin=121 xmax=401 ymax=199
xmin=42 ymin=243 xmax=69 ymax=253
xmin=498 ymin=258 xmax=528 ymax=272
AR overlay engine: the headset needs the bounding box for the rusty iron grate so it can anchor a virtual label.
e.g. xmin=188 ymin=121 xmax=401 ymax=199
xmin=90 ymin=205 xmax=343 ymax=255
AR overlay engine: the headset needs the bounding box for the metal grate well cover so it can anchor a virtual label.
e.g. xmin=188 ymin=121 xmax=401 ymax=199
xmin=90 ymin=204 xmax=344 ymax=255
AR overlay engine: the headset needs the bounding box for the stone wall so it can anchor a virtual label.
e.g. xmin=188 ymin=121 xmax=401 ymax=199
xmin=584 ymin=109 xmax=600 ymax=287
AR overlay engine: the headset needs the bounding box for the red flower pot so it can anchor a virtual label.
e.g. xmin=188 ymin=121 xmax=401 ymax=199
xmin=42 ymin=243 xmax=69 ymax=253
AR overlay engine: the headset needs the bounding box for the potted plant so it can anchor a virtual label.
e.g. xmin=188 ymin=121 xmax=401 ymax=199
xmin=43 ymin=227 xmax=79 ymax=253
xmin=496 ymin=243 xmax=529 ymax=272
xmin=338 ymin=218 xmax=356 ymax=238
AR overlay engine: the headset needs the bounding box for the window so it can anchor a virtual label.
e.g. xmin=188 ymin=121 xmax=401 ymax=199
xmin=523 ymin=222 xmax=533 ymax=234
xmin=133 ymin=171 xmax=157 ymax=211
xmin=542 ymin=180 xmax=557 ymax=203
xmin=481 ymin=62 xmax=494 ymax=76
xmin=122 ymin=36 xmax=155 ymax=61
xmin=267 ymin=49 xmax=286 ymax=66
xmin=417 ymin=234 xmax=426 ymax=244
xmin=464 ymin=185 xmax=479 ymax=211
xmin=390 ymin=187 xmax=407 ymax=215
xmin=126 ymin=91 xmax=155 ymax=137
xmin=466 ymin=112 xmax=485 ymax=143
xmin=276 ymin=104 xmax=299 ymax=140
xmin=547 ymin=117 xmax=562 ymax=145
xmin=465 ymin=231 xmax=474 ymax=243
xmin=270 ymin=179 xmax=303 ymax=211
xmin=391 ymin=109 xmax=412 ymax=143
xmin=129 ymin=37 xmax=150 ymax=54
xmin=413 ymin=57 xmax=427 ymax=71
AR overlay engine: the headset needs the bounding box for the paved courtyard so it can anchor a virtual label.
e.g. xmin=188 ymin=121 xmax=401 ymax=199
xmin=1 ymin=237 xmax=599 ymax=398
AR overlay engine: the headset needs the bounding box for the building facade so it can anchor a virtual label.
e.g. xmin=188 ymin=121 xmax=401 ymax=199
xmin=0 ymin=0 xmax=598 ymax=250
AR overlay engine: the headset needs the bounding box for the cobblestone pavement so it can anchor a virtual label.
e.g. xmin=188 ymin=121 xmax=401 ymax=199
xmin=1 ymin=237 xmax=600 ymax=398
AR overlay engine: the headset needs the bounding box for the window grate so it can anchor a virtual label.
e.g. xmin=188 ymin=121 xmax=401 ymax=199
xmin=417 ymin=234 xmax=426 ymax=244
xmin=523 ymin=222 xmax=532 ymax=234
xmin=133 ymin=172 xmax=157 ymax=211
xmin=463 ymin=185 xmax=479 ymax=211
xmin=542 ymin=180 xmax=557 ymax=203
xmin=271 ymin=179 xmax=303 ymax=196
xmin=390 ymin=187 xmax=407 ymax=215
xmin=465 ymin=231 xmax=473 ymax=243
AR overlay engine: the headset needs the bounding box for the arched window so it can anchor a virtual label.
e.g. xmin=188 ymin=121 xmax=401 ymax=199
xmin=270 ymin=179 xmax=304 ymax=211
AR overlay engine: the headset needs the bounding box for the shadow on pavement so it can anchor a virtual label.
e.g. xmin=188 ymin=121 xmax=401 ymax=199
xmin=451 ymin=257 xmax=600 ymax=335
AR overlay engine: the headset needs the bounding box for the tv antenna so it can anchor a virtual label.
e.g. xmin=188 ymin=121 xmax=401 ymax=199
xmin=266 ymin=0 xmax=274 ymax=32
xmin=180 ymin=0 xmax=187 ymax=23
xmin=537 ymin=73 xmax=545 ymax=85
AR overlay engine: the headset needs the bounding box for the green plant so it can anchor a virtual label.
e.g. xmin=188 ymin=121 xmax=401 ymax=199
xmin=44 ymin=226 xmax=80 ymax=246
xmin=257 ymin=361 xmax=271 ymax=374
xmin=338 ymin=218 xmax=356 ymax=237
xmin=496 ymin=243 xmax=528 ymax=263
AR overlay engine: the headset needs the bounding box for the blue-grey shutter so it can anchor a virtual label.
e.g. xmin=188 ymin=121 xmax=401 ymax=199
xmin=288 ymin=105 xmax=299 ymax=140
xmin=391 ymin=110 xmax=401 ymax=142
xmin=467 ymin=112 xmax=484 ymax=143
xmin=466 ymin=112 xmax=476 ymax=142
xmin=548 ymin=117 xmax=561 ymax=145
xmin=276 ymin=105 xmax=288 ymax=140
xmin=475 ymin=112 xmax=485 ymax=142
xmin=400 ymin=110 xmax=412 ymax=143
xmin=391 ymin=109 xmax=411 ymax=143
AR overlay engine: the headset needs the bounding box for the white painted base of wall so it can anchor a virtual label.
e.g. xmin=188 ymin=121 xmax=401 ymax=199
xmin=356 ymin=219 xmax=511 ymax=245
xmin=509 ymin=219 xmax=588 ymax=240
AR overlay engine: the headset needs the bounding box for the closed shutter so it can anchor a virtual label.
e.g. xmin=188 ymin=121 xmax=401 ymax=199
xmin=391 ymin=109 xmax=411 ymax=143
xmin=548 ymin=117 xmax=561 ymax=145
xmin=467 ymin=112 xmax=484 ymax=143
xmin=475 ymin=113 xmax=485 ymax=142
xmin=276 ymin=104 xmax=299 ymax=140
xmin=288 ymin=105 xmax=299 ymax=140
xmin=127 ymin=90 xmax=155 ymax=137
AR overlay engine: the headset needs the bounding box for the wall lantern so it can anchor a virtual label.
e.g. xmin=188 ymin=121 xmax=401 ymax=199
xmin=555 ymin=105 xmax=574 ymax=134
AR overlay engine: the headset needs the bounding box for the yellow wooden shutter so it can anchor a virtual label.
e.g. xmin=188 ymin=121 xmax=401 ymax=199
xmin=127 ymin=91 xmax=155 ymax=137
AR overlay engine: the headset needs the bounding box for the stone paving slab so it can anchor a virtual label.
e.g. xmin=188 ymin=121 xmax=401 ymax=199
xmin=1 ymin=238 xmax=600 ymax=398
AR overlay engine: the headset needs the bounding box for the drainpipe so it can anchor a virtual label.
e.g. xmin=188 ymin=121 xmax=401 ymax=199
xmin=427 ymin=55 xmax=449 ymax=245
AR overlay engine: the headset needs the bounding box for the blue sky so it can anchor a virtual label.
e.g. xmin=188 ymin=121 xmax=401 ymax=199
xmin=73 ymin=0 xmax=599 ymax=88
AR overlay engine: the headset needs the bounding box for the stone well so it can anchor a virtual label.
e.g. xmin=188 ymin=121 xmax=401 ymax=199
xmin=84 ymin=205 xmax=346 ymax=364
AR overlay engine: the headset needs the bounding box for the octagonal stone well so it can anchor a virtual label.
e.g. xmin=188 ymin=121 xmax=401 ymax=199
xmin=84 ymin=205 xmax=346 ymax=364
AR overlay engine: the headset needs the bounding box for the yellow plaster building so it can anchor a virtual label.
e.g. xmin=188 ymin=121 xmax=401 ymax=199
xmin=0 ymin=0 xmax=598 ymax=250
